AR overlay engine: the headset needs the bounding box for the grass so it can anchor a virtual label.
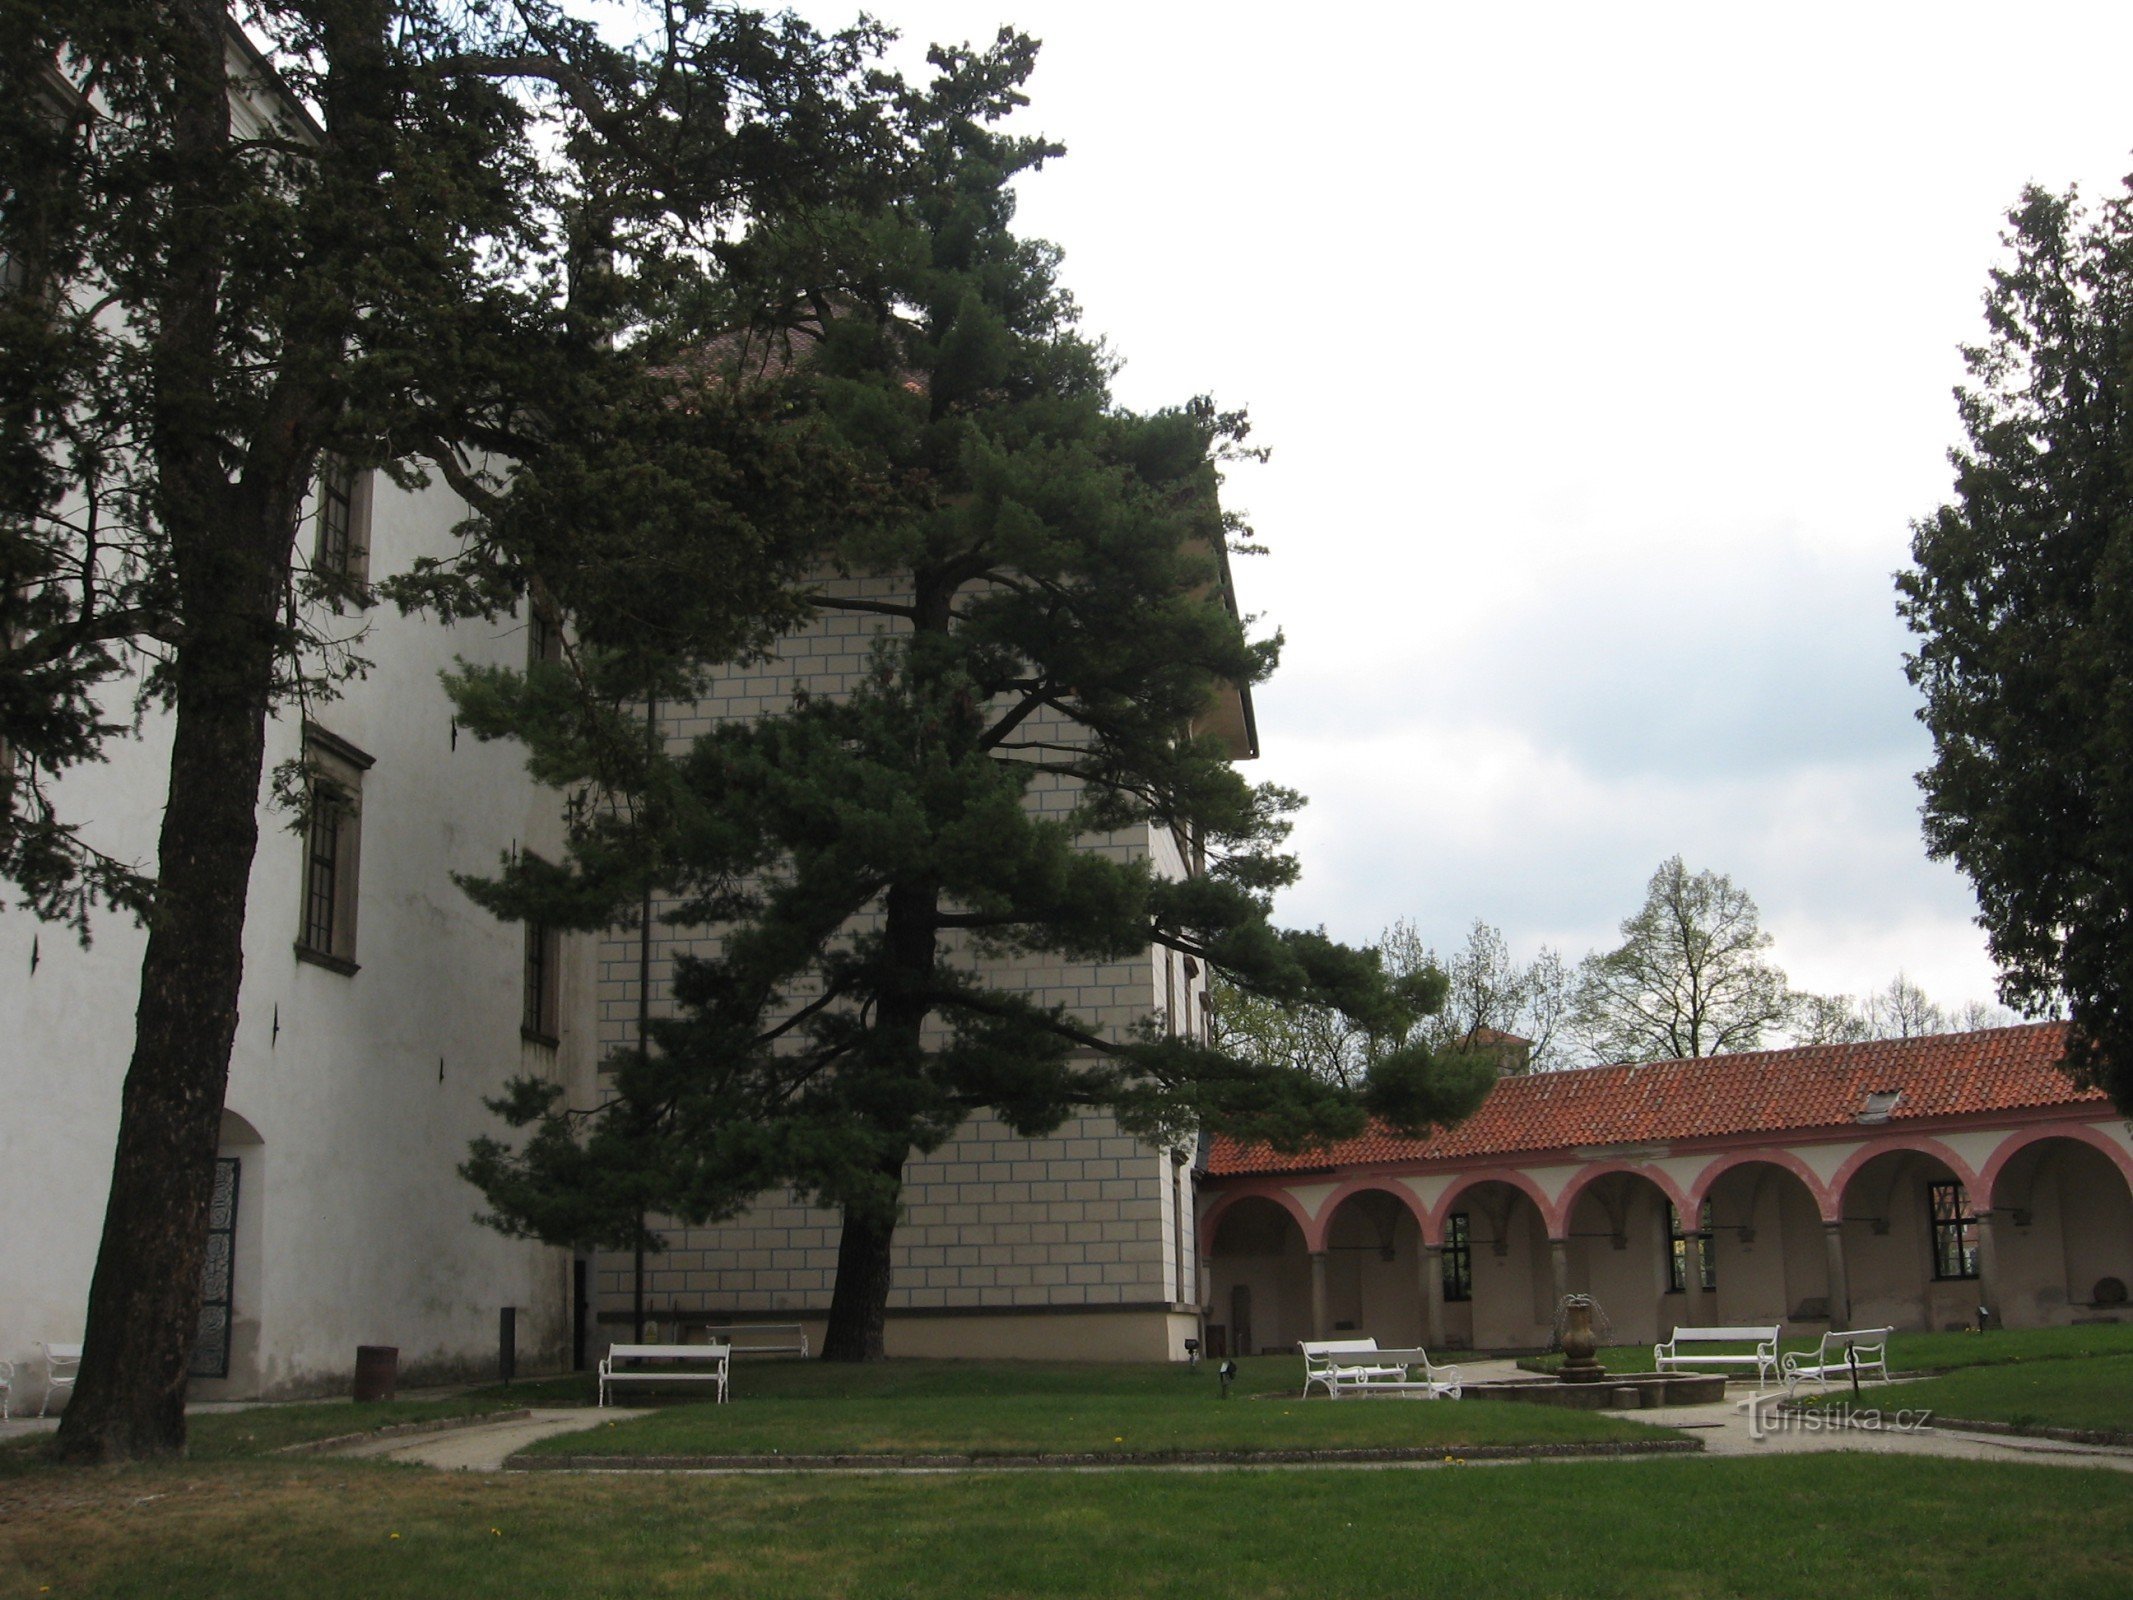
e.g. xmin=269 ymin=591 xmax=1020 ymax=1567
xmin=516 ymin=1355 xmax=1665 ymax=1458
xmin=1516 ymin=1320 xmax=2133 ymax=1377
xmin=1799 ymin=1352 xmax=2133 ymax=1437
xmin=5 ymin=1454 xmax=2131 ymax=1598
xmin=0 ymin=1393 xmax=534 ymax=1471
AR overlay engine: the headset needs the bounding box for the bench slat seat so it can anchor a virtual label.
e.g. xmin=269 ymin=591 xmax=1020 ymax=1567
xmin=1300 ymin=1338 xmax=1463 ymax=1400
xmin=1653 ymin=1325 xmax=1780 ymax=1387
xmin=1781 ymin=1327 xmax=1894 ymax=1393
xmin=598 ymin=1341 xmax=729 ymax=1407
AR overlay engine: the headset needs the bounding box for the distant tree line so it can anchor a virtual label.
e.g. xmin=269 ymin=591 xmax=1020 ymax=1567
xmin=1214 ymin=855 xmax=2023 ymax=1080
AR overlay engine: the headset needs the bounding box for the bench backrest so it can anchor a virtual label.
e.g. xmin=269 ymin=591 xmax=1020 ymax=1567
xmin=1299 ymin=1339 xmax=1381 ymax=1360
xmin=704 ymin=1323 xmax=806 ymax=1351
xmin=42 ymin=1344 xmax=82 ymax=1363
xmin=1821 ymin=1327 xmax=1893 ymax=1352
xmin=607 ymin=1342 xmax=729 ymax=1362
xmin=1669 ymin=1326 xmax=1777 ymax=1344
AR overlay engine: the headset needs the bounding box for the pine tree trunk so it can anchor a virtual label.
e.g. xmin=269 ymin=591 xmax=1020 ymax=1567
xmin=819 ymin=1148 xmax=909 ymax=1362
xmin=51 ymin=610 xmax=279 ymax=1461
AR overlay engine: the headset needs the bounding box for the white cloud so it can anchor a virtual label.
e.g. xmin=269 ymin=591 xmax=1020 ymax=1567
xmin=795 ymin=0 xmax=2133 ymax=1017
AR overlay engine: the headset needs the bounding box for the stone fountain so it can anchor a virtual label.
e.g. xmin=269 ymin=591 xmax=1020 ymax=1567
xmin=1556 ymin=1293 xmax=1609 ymax=1383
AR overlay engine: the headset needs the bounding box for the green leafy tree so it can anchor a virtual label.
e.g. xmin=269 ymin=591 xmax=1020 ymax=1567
xmin=1899 ymin=180 xmax=2133 ymax=1110
xmin=1403 ymin=918 xmax=1572 ymax=1073
xmin=457 ymin=42 xmax=1493 ymax=1361
xmin=1571 ymin=857 xmax=1793 ymax=1062
xmin=5 ymin=0 xmax=907 ymax=1462
xmin=1208 ymin=929 xmax=1446 ymax=1090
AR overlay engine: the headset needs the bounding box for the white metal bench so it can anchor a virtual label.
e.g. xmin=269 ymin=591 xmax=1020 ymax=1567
xmin=598 ymin=1341 xmax=729 ymax=1407
xmin=1654 ymin=1325 xmax=1779 ymax=1386
xmin=1782 ymin=1327 xmax=1894 ymax=1394
xmin=703 ymin=1322 xmax=810 ymax=1358
xmin=38 ymin=1342 xmax=81 ymax=1416
xmin=1301 ymin=1338 xmax=1463 ymax=1400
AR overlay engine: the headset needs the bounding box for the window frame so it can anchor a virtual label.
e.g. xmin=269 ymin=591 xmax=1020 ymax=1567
xmin=1442 ymin=1212 xmax=1473 ymax=1303
xmin=312 ymin=457 xmax=372 ymax=591
xmin=1666 ymin=1200 xmax=1716 ymax=1293
xmin=294 ymin=723 xmax=372 ymax=974
xmin=1928 ymin=1180 xmax=1980 ymax=1281
xmin=521 ymin=911 xmax=561 ymax=1046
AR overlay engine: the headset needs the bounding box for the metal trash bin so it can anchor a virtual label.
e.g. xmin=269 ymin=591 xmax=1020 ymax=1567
xmin=353 ymin=1344 xmax=399 ymax=1402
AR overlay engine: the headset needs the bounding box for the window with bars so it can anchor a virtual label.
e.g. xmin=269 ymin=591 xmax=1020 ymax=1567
xmin=295 ymin=725 xmax=370 ymax=972
xmin=1929 ymin=1180 xmax=1979 ymax=1280
xmin=1442 ymin=1212 xmax=1473 ymax=1302
xmin=1667 ymin=1200 xmax=1716 ymax=1292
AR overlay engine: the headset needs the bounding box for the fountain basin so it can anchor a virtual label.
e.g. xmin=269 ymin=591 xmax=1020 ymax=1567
xmin=1464 ymin=1372 xmax=1727 ymax=1410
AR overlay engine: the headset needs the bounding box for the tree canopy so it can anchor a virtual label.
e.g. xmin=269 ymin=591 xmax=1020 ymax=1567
xmin=8 ymin=0 xmax=922 ymax=1461
xmin=1899 ymin=179 xmax=2133 ymax=1112
xmin=1570 ymin=856 xmax=1792 ymax=1062
xmin=454 ymin=39 xmax=1493 ymax=1359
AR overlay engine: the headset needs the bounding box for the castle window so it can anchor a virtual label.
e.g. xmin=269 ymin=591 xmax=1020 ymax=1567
xmin=295 ymin=725 xmax=371 ymax=973
xmin=1666 ymin=1201 xmax=1715 ymax=1292
xmin=1442 ymin=1213 xmax=1472 ymax=1302
xmin=314 ymin=457 xmax=371 ymax=590
xmin=522 ymin=898 xmax=560 ymax=1045
xmin=1929 ymin=1181 xmax=1979 ymax=1280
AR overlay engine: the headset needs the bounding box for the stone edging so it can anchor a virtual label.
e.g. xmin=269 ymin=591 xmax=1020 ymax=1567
xmin=274 ymin=1408 xmax=535 ymax=1456
xmin=504 ymin=1437 xmax=1703 ymax=1472
xmin=1914 ymin=1414 xmax=2133 ymax=1449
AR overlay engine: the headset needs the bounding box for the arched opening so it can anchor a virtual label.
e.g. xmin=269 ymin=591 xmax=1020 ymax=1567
xmin=1560 ymin=1171 xmax=1675 ymax=1345
xmin=1206 ymin=1196 xmax=1311 ymax=1357
xmin=1986 ymin=1136 xmax=2133 ymax=1328
xmin=1438 ymin=1178 xmax=1553 ymax=1351
xmin=1319 ymin=1188 xmax=1426 ymax=1346
xmin=1699 ymin=1159 xmax=1830 ymax=1330
xmin=1836 ymin=1146 xmax=1979 ymax=1333
xmin=193 ymin=1109 xmax=265 ymax=1399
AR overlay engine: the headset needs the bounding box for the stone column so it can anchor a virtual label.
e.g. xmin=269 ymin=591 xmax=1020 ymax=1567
xmin=1309 ymin=1250 xmax=1330 ymax=1341
xmin=1421 ymin=1243 xmax=1446 ymax=1350
xmin=1974 ymin=1209 xmax=2005 ymax=1329
xmin=1679 ymin=1232 xmax=1707 ymax=1327
xmin=1822 ymin=1221 xmax=1852 ymax=1328
xmin=1548 ymin=1237 xmax=1571 ymax=1313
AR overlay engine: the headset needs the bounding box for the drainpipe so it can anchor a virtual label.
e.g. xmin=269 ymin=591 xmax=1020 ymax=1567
xmin=631 ymin=695 xmax=658 ymax=1344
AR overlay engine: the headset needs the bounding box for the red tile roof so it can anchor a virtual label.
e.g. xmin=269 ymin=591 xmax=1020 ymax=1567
xmin=1207 ymin=1023 xmax=2105 ymax=1176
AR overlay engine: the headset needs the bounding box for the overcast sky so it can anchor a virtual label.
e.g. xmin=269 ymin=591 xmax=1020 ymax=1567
xmin=789 ymin=0 xmax=2133 ymax=1013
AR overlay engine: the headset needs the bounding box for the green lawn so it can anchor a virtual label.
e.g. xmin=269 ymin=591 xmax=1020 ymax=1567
xmin=515 ymin=1355 xmax=1664 ymax=1458
xmin=1517 ymin=1320 xmax=2133 ymax=1378
xmin=1800 ymin=1352 xmax=2133 ymax=1437
xmin=6 ymin=1455 xmax=2130 ymax=1599
xmin=0 ymin=1393 xmax=534 ymax=1472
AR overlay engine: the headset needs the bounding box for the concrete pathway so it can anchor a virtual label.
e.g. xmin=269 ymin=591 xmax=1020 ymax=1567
xmin=340 ymin=1408 xmax=648 ymax=1470
xmin=1596 ymin=1388 xmax=2133 ymax=1472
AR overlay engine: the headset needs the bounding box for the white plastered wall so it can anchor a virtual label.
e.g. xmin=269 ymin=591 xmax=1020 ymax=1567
xmin=0 ymin=470 xmax=598 ymax=1401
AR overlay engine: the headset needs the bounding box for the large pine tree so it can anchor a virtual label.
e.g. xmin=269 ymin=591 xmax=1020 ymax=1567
xmin=5 ymin=0 xmax=907 ymax=1461
xmin=456 ymin=38 xmax=1492 ymax=1360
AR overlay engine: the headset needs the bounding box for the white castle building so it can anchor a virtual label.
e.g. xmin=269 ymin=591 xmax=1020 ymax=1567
xmin=7 ymin=445 xmax=2130 ymax=1410
xmin=2 ymin=464 xmax=603 ymax=1407
xmin=5 ymin=33 xmax=2128 ymax=1414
